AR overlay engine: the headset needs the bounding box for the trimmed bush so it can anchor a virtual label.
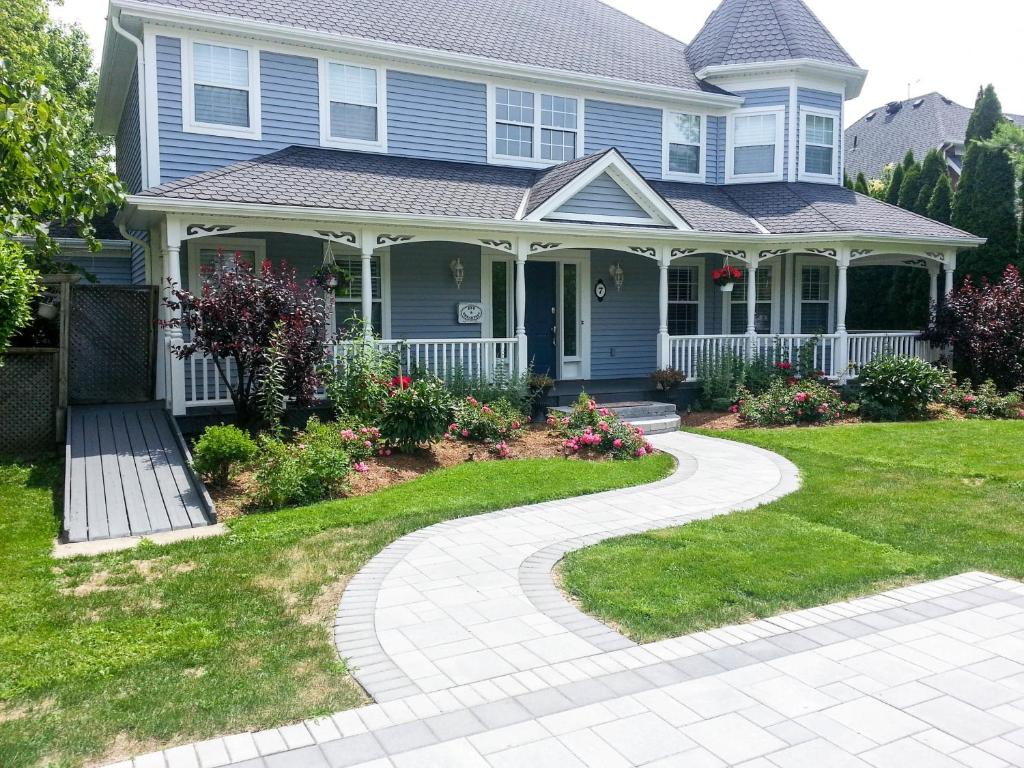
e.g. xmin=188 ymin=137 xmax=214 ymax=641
xmin=548 ymin=393 xmax=655 ymax=459
xmin=738 ymin=379 xmax=847 ymax=427
xmin=379 ymin=376 xmax=455 ymax=452
xmin=191 ymin=425 xmax=257 ymax=487
xmin=857 ymin=354 xmax=948 ymax=421
xmin=448 ymin=396 xmax=525 ymax=445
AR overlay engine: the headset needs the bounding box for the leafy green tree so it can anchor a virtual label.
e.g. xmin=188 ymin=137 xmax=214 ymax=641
xmin=0 ymin=241 xmax=39 ymax=359
xmin=927 ymin=174 xmax=954 ymax=224
xmin=854 ymin=172 xmax=869 ymax=195
xmin=886 ymin=163 xmax=905 ymax=205
xmin=953 ymin=85 xmax=1019 ymax=280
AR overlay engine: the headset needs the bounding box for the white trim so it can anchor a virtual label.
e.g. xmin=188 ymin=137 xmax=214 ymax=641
xmin=524 ymin=149 xmax=690 ymax=230
xmin=666 ymin=255 xmax=705 ymax=336
xmin=109 ymin=0 xmax=743 ymax=111
xmin=697 ymin=59 xmax=867 ymax=99
xmin=317 ymin=57 xmax=388 ymax=152
xmin=661 ymin=109 xmax=707 ymax=183
xmin=725 ymin=106 xmax=786 ymax=184
xmin=787 ymin=85 xmax=798 ymax=183
xmin=143 ymin=28 xmax=161 ymax=185
xmin=186 ymin=236 xmax=266 ymax=290
xmin=179 ymin=32 xmax=262 ymax=140
xmin=486 ymin=82 xmax=584 ymax=168
xmin=481 ymin=252 xmax=515 ymax=340
xmin=792 ymin=253 xmax=835 ymax=334
xmin=522 ymin=249 xmax=591 ymax=380
xmin=797 ymin=105 xmax=841 ymax=184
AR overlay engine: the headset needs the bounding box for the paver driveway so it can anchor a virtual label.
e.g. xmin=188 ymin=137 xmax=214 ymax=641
xmin=107 ymin=433 xmax=1024 ymax=768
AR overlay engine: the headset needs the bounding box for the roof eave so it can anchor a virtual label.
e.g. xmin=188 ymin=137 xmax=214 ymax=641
xmin=697 ymin=59 xmax=868 ymax=98
xmin=109 ymin=0 xmax=743 ymax=109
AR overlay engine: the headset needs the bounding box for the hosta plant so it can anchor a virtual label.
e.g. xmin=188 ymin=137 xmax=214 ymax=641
xmin=857 ymin=354 xmax=948 ymax=421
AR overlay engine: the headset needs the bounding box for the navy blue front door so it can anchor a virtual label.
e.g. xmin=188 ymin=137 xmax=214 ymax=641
xmin=525 ymin=262 xmax=557 ymax=377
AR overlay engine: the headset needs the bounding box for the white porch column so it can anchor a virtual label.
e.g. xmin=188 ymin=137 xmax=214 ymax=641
xmin=657 ymin=248 xmax=671 ymax=369
xmin=745 ymin=254 xmax=759 ymax=360
xmin=360 ymin=238 xmax=374 ymax=340
xmin=163 ymin=219 xmax=186 ymax=416
xmin=944 ymin=253 xmax=957 ymax=297
xmin=835 ymin=250 xmax=851 ymax=381
xmin=928 ymin=263 xmax=940 ymax=312
xmin=514 ymin=246 xmax=528 ymax=376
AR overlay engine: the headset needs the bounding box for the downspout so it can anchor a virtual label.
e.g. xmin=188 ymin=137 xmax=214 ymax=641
xmin=110 ymin=10 xmax=149 ymax=190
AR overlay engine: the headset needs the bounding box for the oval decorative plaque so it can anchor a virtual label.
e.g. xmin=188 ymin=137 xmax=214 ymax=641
xmin=457 ymin=302 xmax=484 ymax=324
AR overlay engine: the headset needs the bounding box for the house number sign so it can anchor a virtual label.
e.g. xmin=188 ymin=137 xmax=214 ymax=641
xmin=594 ymin=279 xmax=607 ymax=302
xmin=457 ymin=302 xmax=484 ymax=324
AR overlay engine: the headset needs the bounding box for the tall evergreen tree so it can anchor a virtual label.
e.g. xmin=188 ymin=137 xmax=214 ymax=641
xmin=927 ymin=174 xmax=954 ymax=224
xmin=914 ymin=149 xmax=947 ymax=214
xmin=903 ymin=150 xmax=916 ymax=170
xmin=898 ymin=163 xmax=923 ymax=210
xmin=953 ymin=85 xmax=1019 ymax=280
xmin=843 ymin=170 xmax=854 ymax=189
xmin=886 ymin=163 xmax=906 ymax=205
xmin=854 ymin=172 xmax=869 ymax=195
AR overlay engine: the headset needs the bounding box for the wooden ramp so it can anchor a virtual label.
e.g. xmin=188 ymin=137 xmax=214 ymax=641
xmin=64 ymin=403 xmax=213 ymax=543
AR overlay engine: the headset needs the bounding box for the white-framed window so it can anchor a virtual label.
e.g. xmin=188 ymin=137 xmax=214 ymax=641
xmin=662 ymin=111 xmax=705 ymax=182
xmin=481 ymin=254 xmax=515 ymax=340
xmin=726 ymin=106 xmax=785 ymax=182
xmin=488 ymin=85 xmax=580 ymax=166
xmin=181 ymin=38 xmax=261 ymax=139
xmin=186 ymin=237 xmax=267 ymax=292
xmin=332 ymin=252 xmax=391 ymax=338
xmin=318 ymin=59 xmax=387 ymax=151
xmin=667 ymin=259 xmax=704 ymax=336
xmin=727 ymin=265 xmax=778 ymax=334
xmin=798 ymin=106 xmax=840 ymax=182
xmin=795 ymin=257 xmax=834 ymax=334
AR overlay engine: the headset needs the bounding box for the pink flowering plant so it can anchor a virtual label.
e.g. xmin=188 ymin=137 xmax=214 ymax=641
xmin=447 ymin=396 xmax=526 ymax=457
xmin=737 ymin=378 xmax=849 ymax=427
xmin=940 ymin=379 xmax=1024 ymax=420
xmin=547 ymin=393 xmax=655 ymax=459
xmin=338 ymin=423 xmax=389 ymax=461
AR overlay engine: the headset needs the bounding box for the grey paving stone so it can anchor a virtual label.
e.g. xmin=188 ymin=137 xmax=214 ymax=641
xmin=770 ymin=632 xmax=824 ymax=653
xmin=373 ymin=720 xmax=437 ymax=755
xmin=703 ymin=646 xmax=759 ymax=671
xmin=516 ymin=687 xmax=576 ymax=717
xmin=599 ymin=669 xmax=652 ymax=696
xmin=741 ymin=638 xmax=793 ymax=662
xmin=558 ymin=677 xmax=617 ymax=706
xmin=472 ymin=698 xmax=534 ymax=729
xmin=670 ymin=654 xmax=727 ymax=679
xmin=423 ymin=710 xmax=486 ymax=741
xmin=263 ymin=745 xmax=328 ymax=768
xmin=634 ymin=661 xmax=691 ymax=687
xmin=825 ymin=618 xmax=877 ymax=640
xmin=319 ymin=734 xmax=386 ymax=768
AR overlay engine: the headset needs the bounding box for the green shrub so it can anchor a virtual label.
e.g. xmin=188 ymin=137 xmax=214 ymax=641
xmin=379 ymin=377 xmax=455 ymax=452
xmin=325 ymin=322 xmax=399 ymax=423
xmin=449 ymin=396 xmax=525 ymax=445
xmin=446 ymin=367 xmax=534 ymax=413
xmin=942 ymin=380 xmax=1024 ymax=419
xmin=191 ymin=425 xmax=257 ymax=486
xmin=251 ymin=418 xmax=352 ymax=509
xmin=738 ymin=379 xmax=847 ymax=427
xmin=696 ymin=350 xmax=745 ymax=408
xmin=548 ymin=393 xmax=655 ymax=459
xmin=857 ymin=354 xmax=948 ymax=420
xmin=0 ymin=240 xmax=39 ymax=357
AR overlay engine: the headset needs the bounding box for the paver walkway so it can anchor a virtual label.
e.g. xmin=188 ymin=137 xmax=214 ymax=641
xmin=107 ymin=433 xmax=1024 ymax=768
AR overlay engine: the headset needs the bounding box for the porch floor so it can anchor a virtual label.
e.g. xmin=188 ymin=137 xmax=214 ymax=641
xmin=64 ymin=403 xmax=212 ymax=543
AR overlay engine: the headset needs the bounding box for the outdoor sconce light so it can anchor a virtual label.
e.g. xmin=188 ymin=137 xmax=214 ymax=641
xmin=450 ymin=257 xmax=465 ymax=289
xmin=609 ymin=262 xmax=625 ymax=291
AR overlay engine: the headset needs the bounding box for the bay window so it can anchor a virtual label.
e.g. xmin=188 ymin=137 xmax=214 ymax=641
xmin=799 ymin=107 xmax=839 ymax=181
xmin=663 ymin=111 xmax=704 ymax=181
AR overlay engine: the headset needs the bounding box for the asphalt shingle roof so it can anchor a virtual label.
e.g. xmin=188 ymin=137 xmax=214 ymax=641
xmin=130 ymin=0 xmax=712 ymax=92
xmin=524 ymin=151 xmax=611 ymax=216
xmin=845 ymin=92 xmax=1024 ymax=181
xmin=140 ymin=146 xmax=978 ymax=241
xmin=687 ymin=0 xmax=858 ymax=72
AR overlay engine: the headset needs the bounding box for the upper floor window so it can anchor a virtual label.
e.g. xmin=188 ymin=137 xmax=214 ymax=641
xmin=182 ymin=39 xmax=261 ymax=139
xmin=726 ymin=107 xmax=784 ymax=182
xmin=319 ymin=60 xmax=387 ymax=150
xmin=799 ymin=107 xmax=839 ymax=182
xmin=662 ymin=111 xmax=704 ymax=182
xmin=490 ymin=86 xmax=579 ymax=165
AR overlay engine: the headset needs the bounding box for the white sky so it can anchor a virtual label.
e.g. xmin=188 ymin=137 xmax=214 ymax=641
xmin=51 ymin=0 xmax=1024 ymax=126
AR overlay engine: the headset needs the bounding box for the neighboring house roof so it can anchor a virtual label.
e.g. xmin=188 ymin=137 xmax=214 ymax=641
xmin=137 ymin=145 xmax=978 ymax=241
xmin=48 ymin=207 xmax=125 ymax=242
xmin=123 ymin=0 xmax=712 ymax=92
xmin=686 ymin=0 xmax=857 ymax=72
xmin=845 ymin=92 xmax=1024 ymax=181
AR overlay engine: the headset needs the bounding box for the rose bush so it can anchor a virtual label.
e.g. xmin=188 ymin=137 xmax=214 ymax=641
xmin=548 ymin=393 xmax=654 ymax=459
xmin=941 ymin=379 xmax=1024 ymax=419
xmin=447 ymin=396 xmax=525 ymax=454
xmin=737 ymin=378 xmax=849 ymax=427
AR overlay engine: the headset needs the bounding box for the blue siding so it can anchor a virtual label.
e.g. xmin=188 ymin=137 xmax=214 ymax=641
xmin=129 ymin=231 xmax=148 ymax=284
xmin=706 ymin=116 xmax=725 ymax=185
xmin=554 ymin=173 xmax=649 ymax=219
xmin=389 ymin=242 xmax=482 ymax=339
xmin=735 ymin=88 xmax=791 ymax=181
xmin=585 ymin=100 xmax=662 ymax=179
xmin=116 ymin=69 xmax=143 ymax=193
xmin=156 ymin=37 xmax=320 ymax=183
xmin=589 ymin=250 xmax=658 ymax=378
xmin=67 ymin=254 xmax=133 ymax=285
xmin=388 ymin=71 xmax=487 ymax=163
xmin=797 ymin=88 xmax=844 ymax=184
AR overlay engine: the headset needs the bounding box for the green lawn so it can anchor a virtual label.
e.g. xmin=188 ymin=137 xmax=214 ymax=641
xmin=560 ymin=421 xmax=1024 ymax=643
xmin=0 ymin=453 xmax=673 ymax=768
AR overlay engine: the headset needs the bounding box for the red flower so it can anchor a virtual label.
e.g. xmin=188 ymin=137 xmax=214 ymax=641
xmin=390 ymin=375 xmax=412 ymax=390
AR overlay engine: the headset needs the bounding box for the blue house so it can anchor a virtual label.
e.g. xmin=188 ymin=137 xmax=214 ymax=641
xmin=96 ymin=0 xmax=982 ymax=414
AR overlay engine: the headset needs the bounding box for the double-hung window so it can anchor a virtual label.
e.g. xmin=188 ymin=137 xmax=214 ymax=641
xmin=320 ymin=60 xmax=385 ymax=149
xmin=184 ymin=40 xmax=260 ymax=138
xmin=729 ymin=266 xmax=774 ymax=334
xmin=727 ymin=107 xmax=784 ymax=182
xmin=492 ymin=87 xmax=579 ymax=164
xmin=663 ymin=111 xmax=704 ymax=181
xmin=799 ymin=107 xmax=839 ymax=181
xmin=334 ymin=255 xmax=384 ymax=336
xmin=799 ymin=263 xmax=833 ymax=334
xmin=667 ymin=264 xmax=702 ymax=336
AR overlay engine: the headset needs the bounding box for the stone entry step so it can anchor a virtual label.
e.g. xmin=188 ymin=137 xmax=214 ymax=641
xmin=551 ymin=401 xmax=681 ymax=434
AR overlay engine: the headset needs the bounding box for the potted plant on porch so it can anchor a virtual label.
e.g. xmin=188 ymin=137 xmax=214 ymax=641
xmin=311 ymin=263 xmax=351 ymax=294
xmin=712 ymin=264 xmax=743 ymax=292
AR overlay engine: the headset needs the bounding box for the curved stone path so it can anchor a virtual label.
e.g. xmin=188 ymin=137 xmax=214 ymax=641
xmin=107 ymin=433 xmax=1024 ymax=768
xmin=334 ymin=431 xmax=798 ymax=702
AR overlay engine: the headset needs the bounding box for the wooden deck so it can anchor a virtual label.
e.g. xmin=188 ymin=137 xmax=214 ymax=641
xmin=64 ymin=403 xmax=212 ymax=543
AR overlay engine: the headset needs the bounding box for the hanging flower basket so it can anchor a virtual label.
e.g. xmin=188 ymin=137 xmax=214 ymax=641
xmin=312 ymin=264 xmax=351 ymax=294
xmin=712 ymin=265 xmax=743 ymax=292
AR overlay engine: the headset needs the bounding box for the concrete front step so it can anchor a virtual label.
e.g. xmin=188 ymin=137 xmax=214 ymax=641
xmin=624 ymin=414 xmax=681 ymax=435
xmin=550 ymin=401 xmax=681 ymax=435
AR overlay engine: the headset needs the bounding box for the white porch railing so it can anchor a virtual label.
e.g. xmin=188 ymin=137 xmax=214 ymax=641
xmin=670 ymin=331 xmax=928 ymax=382
xmin=172 ymin=337 xmax=518 ymax=411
